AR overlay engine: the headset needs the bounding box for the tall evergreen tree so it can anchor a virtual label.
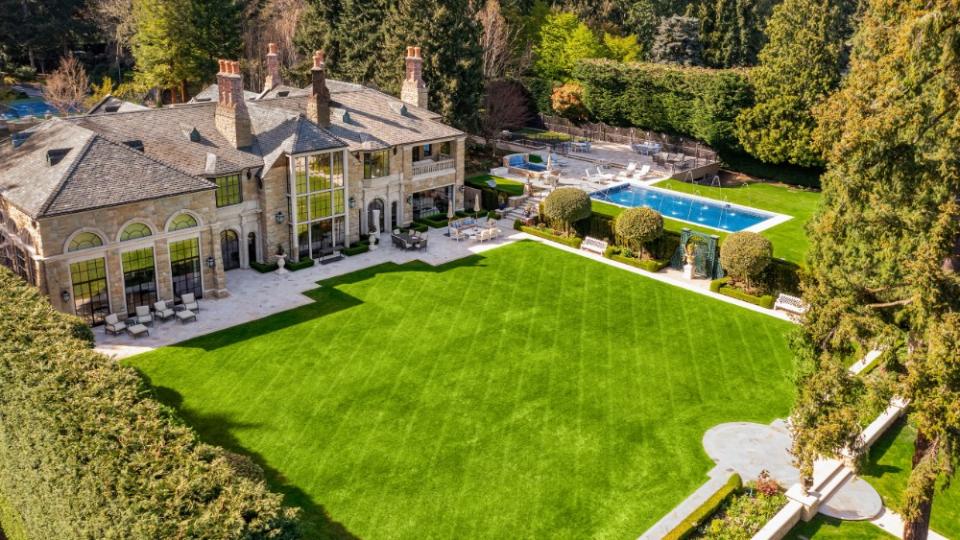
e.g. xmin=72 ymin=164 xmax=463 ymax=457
xmin=330 ymin=0 xmax=385 ymax=83
xmin=735 ymin=0 xmax=855 ymax=167
xmin=790 ymin=1 xmax=960 ymax=539
xmin=697 ymin=0 xmax=774 ymax=67
xmin=376 ymin=0 xmax=484 ymax=130
xmin=649 ymin=15 xmax=703 ymax=66
xmin=131 ymin=0 xmax=241 ymax=102
xmin=294 ymin=0 xmax=341 ymax=75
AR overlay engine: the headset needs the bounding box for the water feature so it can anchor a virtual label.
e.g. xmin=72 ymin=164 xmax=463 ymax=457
xmin=590 ymin=183 xmax=777 ymax=232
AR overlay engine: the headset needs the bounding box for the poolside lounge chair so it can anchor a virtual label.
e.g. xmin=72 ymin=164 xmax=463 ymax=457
xmin=180 ymin=293 xmax=199 ymax=312
xmin=618 ymin=162 xmax=638 ymax=180
xmin=153 ymin=300 xmax=175 ymax=321
xmin=104 ymin=314 xmax=127 ymax=336
xmin=635 ymin=164 xmax=652 ymax=179
xmin=135 ymin=305 xmax=154 ymax=326
xmin=595 ymin=167 xmax=615 ymax=182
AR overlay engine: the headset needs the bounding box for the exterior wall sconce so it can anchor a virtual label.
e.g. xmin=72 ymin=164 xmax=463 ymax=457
xmin=349 ymin=196 xmax=356 ymax=209
xmin=206 ymin=256 xmax=216 ymax=269
xmin=457 ymin=185 xmax=465 ymax=193
xmin=406 ymin=195 xmax=412 ymax=204
xmin=274 ymin=210 xmax=285 ymax=224
xmin=61 ymin=289 xmax=70 ymax=303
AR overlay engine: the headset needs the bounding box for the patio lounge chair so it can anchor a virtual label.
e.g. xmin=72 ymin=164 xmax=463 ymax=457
xmin=618 ymin=161 xmax=638 ymax=180
xmin=104 ymin=314 xmax=127 ymax=336
xmin=595 ymin=167 xmax=615 ymax=182
xmin=153 ymin=300 xmax=175 ymax=321
xmin=180 ymin=293 xmax=199 ymax=312
xmin=135 ymin=305 xmax=154 ymax=326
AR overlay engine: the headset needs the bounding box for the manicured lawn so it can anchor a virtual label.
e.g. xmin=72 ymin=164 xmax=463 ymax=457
xmin=128 ymin=241 xmax=796 ymax=539
xmin=786 ymin=515 xmax=893 ymax=539
xmin=860 ymin=419 xmax=960 ymax=539
xmin=466 ymin=173 xmax=525 ymax=196
xmin=594 ymin=180 xmax=820 ymax=265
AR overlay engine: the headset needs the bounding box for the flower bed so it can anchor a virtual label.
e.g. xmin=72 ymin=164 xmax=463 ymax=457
xmin=695 ymin=473 xmax=787 ymax=539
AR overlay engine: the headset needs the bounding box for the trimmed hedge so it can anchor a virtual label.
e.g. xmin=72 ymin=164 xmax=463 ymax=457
xmin=519 ymin=225 xmax=583 ymax=248
xmin=0 ymin=268 xmax=300 ymax=538
xmin=664 ymin=473 xmax=742 ymax=540
xmin=286 ymin=258 xmax=315 ymax=271
xmin=251 ymin=258 xmax=315 ymax=272
xmin=710 ymin=277 xmax=775 ymax=309
xmin=417 ymin=214 xmax=449 ymax=228
xmin=250 ymin=260 xmax=279 ymax=273
xmin=609 ymin=253 xmax=671 ymax=273
xmin=343 ymin=241 xmax=370 ymax=256
xmin=573 ymin=59 xmax=753 ymax=151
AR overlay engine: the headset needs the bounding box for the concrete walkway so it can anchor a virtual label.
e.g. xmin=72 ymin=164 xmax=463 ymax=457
xmin=869 ymin=506 xmax=949 ymax=540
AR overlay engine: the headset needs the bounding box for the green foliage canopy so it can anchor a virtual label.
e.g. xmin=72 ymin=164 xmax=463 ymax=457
xmin=614 ymin=207 xmax=664 ymax=256
xmin=735 ymin=0 xmax=854 ymax=167
xmin=0 ymin=268 xmax=300 ymax=538
xmin=542 ymin=187 xmax=592 ymax=232
xmin=789 ymin=0 xmax=960 ymax=536
xmin=719 ymin=231 xmax=772 ymax=288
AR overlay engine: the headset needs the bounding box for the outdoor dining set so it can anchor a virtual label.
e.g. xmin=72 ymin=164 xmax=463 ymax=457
xmin=103 ymin=293 xmax=200 ymax=338
xmin=391 ymin=230 xmax=429 ymax=251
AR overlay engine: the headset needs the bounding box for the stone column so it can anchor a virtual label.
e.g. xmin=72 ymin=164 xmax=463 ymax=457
xmin=105 ymin=248 xmax=126 ymax=315
xmin=154 ymin=238 xmax=173 ymax=301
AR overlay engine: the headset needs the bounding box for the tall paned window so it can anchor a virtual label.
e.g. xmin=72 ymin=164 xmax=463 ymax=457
xmin=169 ymin=238 xmax=202 ymax=300
xmin=122 ymin=248 xmax=157 ymax=315
xmin=362 ymin=150 xmax=390 ymax=179
xmin=70 ymin=258 xmax=109 ymax=325
xmin=215 ymin=174 xmax=242 ymax=207
xmin=290 ymin=152 xmax=348 ymax=261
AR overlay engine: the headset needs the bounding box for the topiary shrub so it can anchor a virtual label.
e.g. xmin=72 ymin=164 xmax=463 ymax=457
xmin=542 ymin=187 xmax=592 ymax=234
xmin=719 ymin=231 xmax=773 ymax=290
xmin=614 ymin=207 xmax=664 ymax=258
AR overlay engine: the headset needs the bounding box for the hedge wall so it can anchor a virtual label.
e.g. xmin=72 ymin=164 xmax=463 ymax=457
xmin=573 ymin=59 xmax=754 ymax=151
xmin=664 ymin=473 xmax=742 ymax=540
xmin=0 ymin=268 xmax=300 ymax=539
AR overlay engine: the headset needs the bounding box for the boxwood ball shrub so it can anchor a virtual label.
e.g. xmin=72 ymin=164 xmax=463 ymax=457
xmin=542 ymin=188 xmax=592 ymax=234
xmin=614 ymin=207 xmax=663 ymax=257
xmin=720 ymin=231 xmax=773 ymax=289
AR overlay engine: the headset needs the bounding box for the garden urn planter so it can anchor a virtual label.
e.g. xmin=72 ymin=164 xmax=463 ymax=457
xmin=276 ymin=254 xmax=288 ymax=275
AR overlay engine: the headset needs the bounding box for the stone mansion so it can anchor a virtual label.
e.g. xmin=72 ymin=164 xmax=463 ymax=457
xmin=0 ymin=45 xmax=466 ymax=325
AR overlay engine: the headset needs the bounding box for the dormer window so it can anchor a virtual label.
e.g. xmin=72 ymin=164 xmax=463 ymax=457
xmin=46 ymin=148 xmax=71 ymax=166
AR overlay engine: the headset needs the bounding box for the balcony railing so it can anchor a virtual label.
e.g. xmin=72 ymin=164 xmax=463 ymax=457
xmin=412 ymin=157 xmax=455 ymax=177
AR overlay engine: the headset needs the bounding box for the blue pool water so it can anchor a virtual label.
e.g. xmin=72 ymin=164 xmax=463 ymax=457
xmin=591 ymin=183 xmax=775 ymax=232
xmin=1 ymin=99 xmax=60 ymax=120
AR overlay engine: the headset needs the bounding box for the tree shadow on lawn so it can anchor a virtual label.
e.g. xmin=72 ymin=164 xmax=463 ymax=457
xmin=148 ymin=383 xmax=359 ymax=540
xmin=861 ymin=419 xmax=907 ymax=479
xmin=171 ymin=253 xmax=493 ymax=353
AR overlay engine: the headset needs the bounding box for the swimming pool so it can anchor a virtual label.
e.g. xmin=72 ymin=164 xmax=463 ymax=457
xmin=591 ymin=183 xmax=784 ymax=232
xmin=0 ymin=99 xmax=60 ymax=120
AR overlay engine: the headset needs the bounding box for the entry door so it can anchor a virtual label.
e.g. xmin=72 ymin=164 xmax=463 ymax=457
xmin=220 ymin=230 xmax=240 ymax=270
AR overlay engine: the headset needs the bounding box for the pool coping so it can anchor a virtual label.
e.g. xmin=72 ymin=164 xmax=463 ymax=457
xmin=592 ymin=182 xmax=794 ymax=234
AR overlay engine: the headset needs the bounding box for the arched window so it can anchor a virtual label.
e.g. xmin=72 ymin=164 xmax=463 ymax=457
xmin=120 ymin=222 xmax=152 ymax=241
xmin=168 ymin=213 xmax=198 ymax=232
xmin=67 ymin=232 xmax=104 ymax=252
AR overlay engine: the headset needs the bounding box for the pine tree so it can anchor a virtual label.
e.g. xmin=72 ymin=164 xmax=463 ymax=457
xmin=734 ymin=0 xmax=855 ymax=167
xmin=376 ymin=0 xmax=484 ymax=131
xmin=293 ymin=0 xmax=341 ymax=73
xmin=330 ymin=0 xmax=385 ymax=84
xmin=697 ymin=0 xmax=774 ymax=67
xmin=790 ymin=1 xmax=960 ymax=539
xmin=131 ymin=0 xmax=241 ymax=103
xmin=649 ymin=15 xmax=703 ymax=66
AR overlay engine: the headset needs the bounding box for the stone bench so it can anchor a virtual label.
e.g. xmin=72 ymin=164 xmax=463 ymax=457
xmin=774 ymin=293 xmax=808 ymax=315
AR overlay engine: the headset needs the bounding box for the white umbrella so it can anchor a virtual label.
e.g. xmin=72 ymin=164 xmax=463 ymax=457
xmin=474 ymin=192 xmax=482 ymax=213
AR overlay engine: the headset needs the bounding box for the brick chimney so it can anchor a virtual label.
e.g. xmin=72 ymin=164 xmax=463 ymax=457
xmin=306 ymin=50 xmax=331 ymax=127
xmin=400 ymin=46 xmax=428 ymax=109
xmin=215 ymin=60 xmax=252 ymax=148
xmin=264 ymin=42 xmax=281 ymax=92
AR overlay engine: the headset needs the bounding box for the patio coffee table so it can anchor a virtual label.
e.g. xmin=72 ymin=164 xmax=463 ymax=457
xmin=127 ymin=323 xmax=149 ymax=338
xmin=176 ymin=309 xmax=197 ymax=324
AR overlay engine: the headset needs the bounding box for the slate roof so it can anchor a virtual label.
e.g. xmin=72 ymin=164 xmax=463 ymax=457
xmin=0 ymin=119 xmax=214 ymax=218
xmin=1 ymin=77 xmax=462 ymax=218
xmin=86 ymin=95 xmax=149 ymax=115
xmin=190 ymin=84 xmax=259 ymax=103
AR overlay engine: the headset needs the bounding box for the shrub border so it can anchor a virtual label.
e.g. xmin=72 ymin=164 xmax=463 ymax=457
xmin=664 ymin=473 xmax=743 ymax=540
xmin=710 ymin=277 xmax=775 ymax=309
xmin=518 ymin=225 xmax=583 ymax=248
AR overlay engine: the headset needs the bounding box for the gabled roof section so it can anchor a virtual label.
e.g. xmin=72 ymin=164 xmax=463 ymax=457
xmin=0 ymin=119 xmax=214 ymax=218
xmin=190 ymin=83 xmax=259 ymax=103
xmin=249 ymin=105 xmax=345 ymax=172
xmin=86 ymin=94 xmax=149 ymax=115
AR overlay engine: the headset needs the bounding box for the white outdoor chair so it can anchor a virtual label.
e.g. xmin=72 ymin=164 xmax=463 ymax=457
xmin=180 ymin=293 xmax=199 ymax=312
xmin=135 ymin=305 xmax=154 ymax=326
xmin=635 ymin=164 xmax=652 ymax=179
xmin=596 ymin=167 xmax=615 ymax=182
xmin=153 ymin=300 xmax=175 ymax=321
xmin=450 ymin=226 xmax=466 ymax=242
xmin=618 ymin=161 xmax=638 ymax=180
xmin=104 ymin=314 xmax=127 ymax=336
